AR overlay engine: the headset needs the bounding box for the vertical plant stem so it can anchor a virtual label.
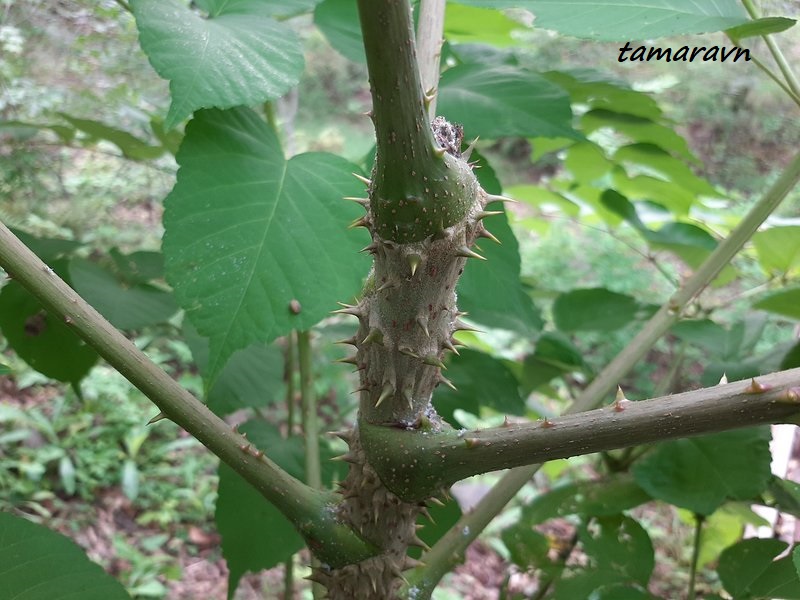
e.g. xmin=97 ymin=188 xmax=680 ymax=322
xmin=284 ymin=554 xmax=295 ymax=600
xmin=407 ymin=150 xmax=800 ymax=597
xmin=740 ymin=0 xmax=800 ymax=99
xmin=284 ymin=332 xmax=297 ymax=598
xmin=687 ymin=514 xmax=705 ymax=600
xmin=298 ymin=330 xmax=323 ymax=599
xmin=298 ymin=330 xmax=321 ymax=490
xmin=286 ymin=332 xmax=297 ymax=436
xmin=416 ymin=0 xmax=446 ymax=118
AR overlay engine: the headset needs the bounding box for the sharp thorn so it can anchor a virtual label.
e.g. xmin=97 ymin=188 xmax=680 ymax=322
xmin=443 ymin=339 xmax=460 ymax=356
xmin=455 ymin=246 xmax=486 ymax=261
xmin=477 ymin=226 xmax=501 ymax=244
xmin=399 ymin=346 xmax=420 ymax=359
xmin=147 ymin=411 xmax=167 ymax=425
xmin=375 ymin=383 xmax=393 ymax=408
xmin=475 ymin=210 xmax=502 ymax=221
xmin=462 ymin=136 xmax=479 ymax=161
xmin=343 ymin=196 xmax=370 ymax=207
xmin=428 ymin=497 xmax=445 ymax=507
xmin=453 ymin=319 xmax=482 ymax=333
xmin=348 ymin=216 xmax=369 ymax=229
xmin=407 ymin=253 xmax=422 ymax=277
xmin=334 ymin=336 xmax=358 ymax=346
xmin=416 ymin=316 xmax=430 ymax=337
xmin=352 ymin=172 xmax=371 ymax=186
xmin=360 ymin=242 xmax=379 ymax=254
xmin=361 ymin=327 xmax=384 ymax=346
xmin=438 ymin=374 xmax=457 ymax=391
xmin=423 ymin=354 xmax=446 ymax=369
xmin=377 ymin=279 xmax=399 ymax=292
xmin=718 ymin=372 xmax=728 ymax=385
xmin=484 ymin=193 xmax=516 ymax=205
xmin=432 ymin=145 xmax=447 ymax=159
xmin=329 ymin=429 xmax=353 ymax=443
xmin=335 ymin=355 xmax=359 ymax=366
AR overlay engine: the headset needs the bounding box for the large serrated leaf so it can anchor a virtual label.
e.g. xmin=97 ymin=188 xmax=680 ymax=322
xmin=452 ymin=0 xmax=750 ymax=41
xmin=163 ymin=108 xmax=369 ymax=382
xmin=633 ymin=428 xmax=772 ymax=515
xmin=0 ymin=512 xmax=131 ymax=599
xmin=719 ymin=539 xmax=800 ymax=599
xmin=132 ymin=0 xmax=304 ymax=128
xmin=437 ymin=64 xmax=578 ymax=139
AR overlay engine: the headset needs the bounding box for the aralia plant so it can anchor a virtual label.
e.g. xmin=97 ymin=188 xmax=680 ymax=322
xmin=2 ymin=0 xmax=800 ymax=599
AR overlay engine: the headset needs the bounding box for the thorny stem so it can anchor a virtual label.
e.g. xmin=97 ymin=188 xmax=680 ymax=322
xmin=408 ymin=151 xmax=800 ymax=595
xmin=0 ymin=222 xmax=375 ymax=568
xmin=416 ymin=0 xmax=446 ymax=118
xmin=687 ymin=514 xmax=705 ymax=600
xmin=364 ymin=368 xmax=800 ymax=500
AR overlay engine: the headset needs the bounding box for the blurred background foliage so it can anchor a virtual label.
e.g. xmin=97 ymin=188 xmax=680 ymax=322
xmin=1 ymin=0 xmax=800 ymax=598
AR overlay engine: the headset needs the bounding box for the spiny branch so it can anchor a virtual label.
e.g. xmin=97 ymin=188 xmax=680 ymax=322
xmin=362 ymin=370 xmax=800 ymax=501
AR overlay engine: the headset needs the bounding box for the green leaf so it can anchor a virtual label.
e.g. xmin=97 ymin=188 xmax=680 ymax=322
xmin=794 ymin=546 xmax=800 ymax=582
xmin=454 ymin=0 xmax=749 ymax=41
xmin=445 ymin=4 xmax=527 ymax=47
xmin=69 ymin=258 xmax=179 ymax=330
xmin=0 ymin=512 xmax=131 ymax=599
xmin=565 ymin=141 xmax=612 ymax=181
xmin=612 ymin=143 xmax=718 ymax=197
xmin=163 ymin=108 xmax=369 ymax=382
xmin=544 ymin=70 xmax=663 ymax=120
xmin=458 ymin=208 xmax=542 ymax=335
xmin=437 ymin=64 xmax=578 ymax=139
xmin=184 ymin=321 xmax=285 ymax=417
xmin=754 ymin=288 xmax=800 ymax=320
xmin=727 ymin=17 xmax=796 ymax=42
xmin=109 ymin=249 xmax=165 ymax=285
xmin=132 ymin=0 xmax=304 ymax=128
xmin=434 ymin=349 xmax=525 ymax=423
xmin=686 ymin=504 xmax=763 ymax=568
xmin=590 ymin=585 xmax=655 ymax=600
xmin=0 ymin=276 xmax=98 ymax=384
xmin=215 ymin=420 xmax=343 ymax=598
xmin=194 ymin=0 xmax=322 ymax=17
xmin=314 ymin=0 xmax=364 ymax=62
xmin=523 ymin=475 xmax=651 ymax=523
xmin=552 ymin=287 xmax=639 ymax=332
xmin=633 ymin=428 xmax=772 ymax=515
xmin=58 ymin=113 xmax=165 ymax=160
xmin=583 ymin=110 xmax=696 ymax=162
xmin=521 ymin=331 xmax=587 ymax=393
xmin=10 ymin=228 xmax=82 ymax=262
xmin=753 ymin=226 xmax=800 ymax=275
xmin=718 ymin=539 xmax=800 ymax=599
xmin=502 ymin=523 xmax=551 ymax=569
xmin=553 ymin=515 xmax=654 ymax=599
